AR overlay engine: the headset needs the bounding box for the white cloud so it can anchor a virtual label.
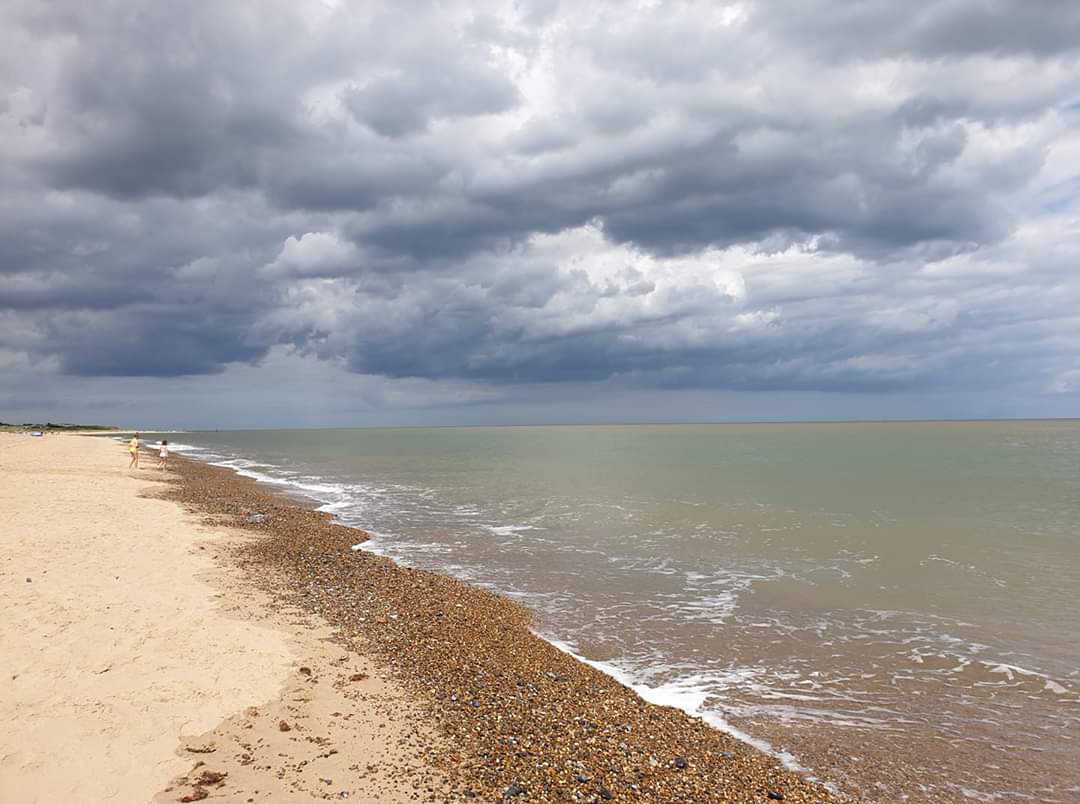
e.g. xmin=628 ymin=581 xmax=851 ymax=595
xmin=263 ymin=231 xmax=359 ymax=277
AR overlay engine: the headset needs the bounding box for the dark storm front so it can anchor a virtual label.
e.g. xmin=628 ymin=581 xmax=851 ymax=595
xmin=162 ymin=422 xmax=1080 ymax=802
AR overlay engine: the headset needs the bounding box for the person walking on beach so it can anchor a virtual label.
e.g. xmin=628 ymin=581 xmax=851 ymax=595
xmin=158 ymin=439 xmax=169 ymax=470
xmin=128 ymin=432 xmax=140 ymax=470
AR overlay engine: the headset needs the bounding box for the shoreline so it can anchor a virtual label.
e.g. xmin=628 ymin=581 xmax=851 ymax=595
xmin=163 ymin=445 xmax=848 ymax=802
xmin=158 ymin=437 xmax=830 ymax=788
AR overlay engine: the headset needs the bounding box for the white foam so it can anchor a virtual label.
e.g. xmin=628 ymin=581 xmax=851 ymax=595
xmin=670 ymin=592 xmax=737 ymax=623
xmin=209 ymin=459 xmax=349 ymax=501
xmin=350 ymin=531 xmax=398 ymax=556
xmin=157 ymin=441 xmax=198 ymax=452
xmin=542 ymin=637 xmax=831 ymax=787
xmin=982 ymin=662 xmax=1048 ymax=682
xmin=484 ymin=524 xmax=541 ymax=536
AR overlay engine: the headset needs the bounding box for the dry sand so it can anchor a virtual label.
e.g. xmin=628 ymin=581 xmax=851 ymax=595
xmin=0 ymin=433 xmax=443 ymax=803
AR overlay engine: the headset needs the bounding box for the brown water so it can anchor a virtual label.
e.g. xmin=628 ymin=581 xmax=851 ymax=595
xmin=158 ymin=421 xmax=1080 ymax=802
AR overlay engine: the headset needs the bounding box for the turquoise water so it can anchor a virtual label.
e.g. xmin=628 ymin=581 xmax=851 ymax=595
xmin=154 ymin=422 xmax=1080 ymax=802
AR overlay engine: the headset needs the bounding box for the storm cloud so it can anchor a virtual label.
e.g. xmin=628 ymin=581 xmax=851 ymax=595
xmin=2 ymin=0 xmax=1079 ymax=424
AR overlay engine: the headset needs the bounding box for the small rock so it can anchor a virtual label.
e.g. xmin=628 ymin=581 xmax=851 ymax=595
xmin=298 ymin=666 xmax=312 ymax=676
xmin=504 ymin=782 xmax=527 ymax=798
xmin=195 ymin=770 xmax=227 ymax=785
xmin=674 ymin=756 xmax=688 ymax=769
xmin=246 ymin=513 xmax=266 ymax=524
xmin=348 ymin=672 xmax=369 ymax=682
xmin=767 ymin=793 xmax=785 ymax=801
xmin=179 ymin=787 xmax=209 ymax=803
xmin=576 ymin=773 xmax=591 ymax=783
xmin=26 ymin=578 xmax=31 ymax=583
xmin=278 ymin=720 xmax=291 ymax=732
xmin=185 ymin=743 xmax=216 ymax=754
xmin=599 ymin=788 xmax=613 ymax=801
xmin=720 ymin=751 xmax=735 ymax=759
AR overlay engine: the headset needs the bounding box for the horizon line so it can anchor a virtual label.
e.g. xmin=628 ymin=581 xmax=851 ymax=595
xmin=112 ymin=416 xmax=1080 ymax=433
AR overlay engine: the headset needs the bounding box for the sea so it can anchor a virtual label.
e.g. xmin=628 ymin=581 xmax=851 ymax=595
xmin=142 ymin=421 xmax=1080 ymax=802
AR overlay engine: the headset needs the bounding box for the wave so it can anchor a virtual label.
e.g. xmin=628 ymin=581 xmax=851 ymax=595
xmin=542 ymin=637 xmax=840 ymax=792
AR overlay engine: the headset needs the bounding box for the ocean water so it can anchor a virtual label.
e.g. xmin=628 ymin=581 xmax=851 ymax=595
xmin=148 ymin=422 xmax=1080 ymax=802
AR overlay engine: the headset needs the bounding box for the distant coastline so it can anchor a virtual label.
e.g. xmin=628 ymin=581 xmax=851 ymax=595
xmin=0 ymin=421 xmax=118 ymax=432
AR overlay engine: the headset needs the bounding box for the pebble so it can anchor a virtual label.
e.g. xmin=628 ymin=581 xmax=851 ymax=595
xmin=194 ymin=770 xmax=226 ymax=785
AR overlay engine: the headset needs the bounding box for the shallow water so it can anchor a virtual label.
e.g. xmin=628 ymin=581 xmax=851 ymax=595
xmin=150 ymin=421 xmax=1080 ymax=802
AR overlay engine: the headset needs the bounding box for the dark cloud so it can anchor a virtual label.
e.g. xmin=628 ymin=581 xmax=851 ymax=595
xmin=265 ymin=143 xmax=453 ymax=213
xmin=56 ymin=307 xmax=270 ymax=377
xmin=1 ymin=0 xmax=1078 ymax=417
xmin=0 ymin=273 xmax=152 ymax=311
xmin=343 ymin=64 xmax=520 ymax=138
xmin=757 ymin=0 xmax=1080 ymax=60
xmin=26 ymin=2 xmax=306 ymax=200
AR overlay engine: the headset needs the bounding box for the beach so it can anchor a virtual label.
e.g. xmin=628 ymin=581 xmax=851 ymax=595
xmin=0 ymin=433 xmax=446 ymax=803
xmin=1 ymin=433 xmax=843 ymax=803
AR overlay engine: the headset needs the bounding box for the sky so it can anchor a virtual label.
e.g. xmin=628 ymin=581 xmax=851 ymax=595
xmin=2 ymin=0 xmax=1079 ymax=429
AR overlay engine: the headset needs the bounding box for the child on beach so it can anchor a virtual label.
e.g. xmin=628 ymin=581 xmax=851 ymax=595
xmin=128 ymin=432 xmax=140 ymax=469
xmin=158 ymin=440 xmax=169 ymax=470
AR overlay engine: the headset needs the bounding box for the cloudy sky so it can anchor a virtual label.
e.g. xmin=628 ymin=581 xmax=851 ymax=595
xmin=2 ymin=0 xmax=1079 ymax=428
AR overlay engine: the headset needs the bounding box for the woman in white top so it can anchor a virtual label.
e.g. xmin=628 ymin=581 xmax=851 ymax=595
xmin=158 ymin=440 xmax=169 ymax=470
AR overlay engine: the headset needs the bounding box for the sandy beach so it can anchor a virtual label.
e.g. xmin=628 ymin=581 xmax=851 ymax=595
xmin=0 ymin=433 xmax=445 ymax=803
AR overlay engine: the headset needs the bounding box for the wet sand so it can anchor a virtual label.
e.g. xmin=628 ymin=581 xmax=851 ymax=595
xmin=0 ymin=433 xmax=445 ymax=803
